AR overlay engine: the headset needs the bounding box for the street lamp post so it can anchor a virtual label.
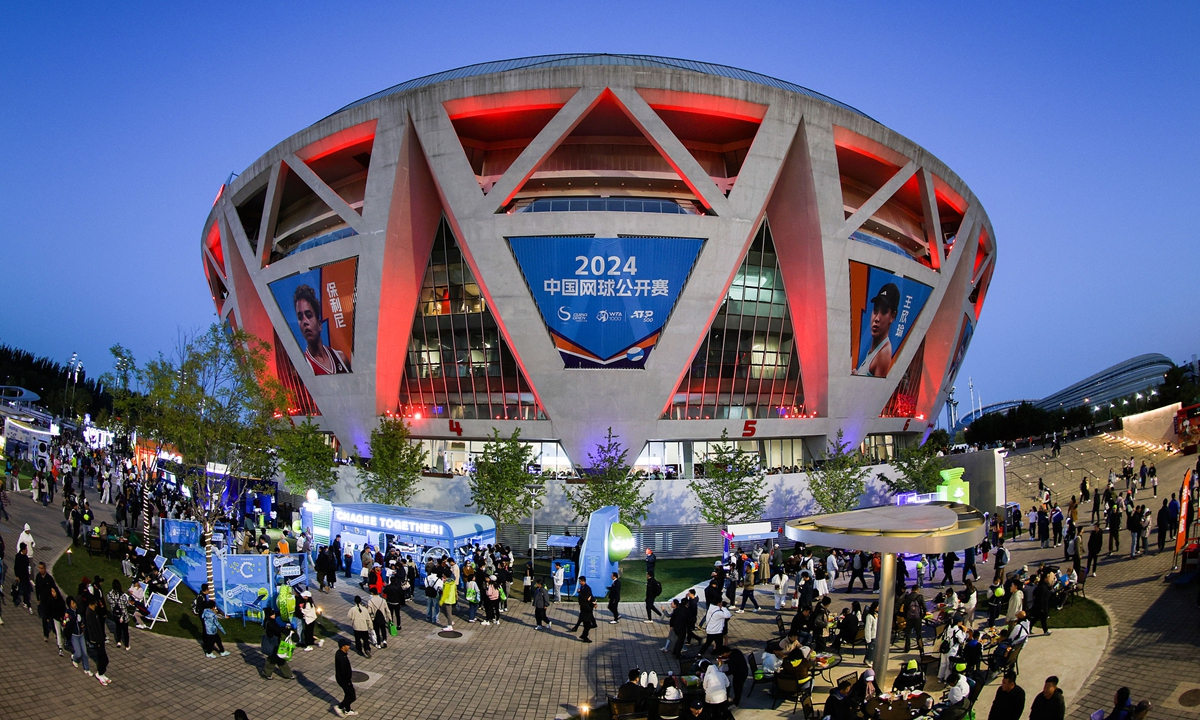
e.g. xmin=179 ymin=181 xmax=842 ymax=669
xmin=525 ymin=483 xmax=545 ymax=561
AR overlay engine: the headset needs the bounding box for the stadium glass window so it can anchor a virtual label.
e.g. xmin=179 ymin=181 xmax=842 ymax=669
xmin=516 ymin=196 xmax=701 ymax=215
xmin=665 ymin=221 xmax=804 ymax=420
xmin=399 ymin=219 xmax=545 ymax=421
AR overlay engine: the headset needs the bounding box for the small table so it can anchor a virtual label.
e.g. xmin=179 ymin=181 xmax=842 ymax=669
xmin=811 ymin=652 xmax=842 ymax=683
xmin=865 ymin=692 xmax=934 ymax=720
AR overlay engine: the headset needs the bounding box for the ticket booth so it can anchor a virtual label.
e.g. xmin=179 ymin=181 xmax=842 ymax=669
xmin=302 ymin=501 xmax=496 ymax=575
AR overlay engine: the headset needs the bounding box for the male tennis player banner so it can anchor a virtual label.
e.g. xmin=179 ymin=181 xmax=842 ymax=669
xmin=849 ymin=261 xmax=933 ymax=378
xmin=509 ymin=236 xmax=704 ymax=369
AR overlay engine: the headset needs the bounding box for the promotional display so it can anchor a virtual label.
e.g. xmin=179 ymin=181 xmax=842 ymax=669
xmin=302 ymin=502 xmax=497 ymax=574
xmin=508 ymin=236 xmax=704 ymax=368
xmin=577 ymin=506 xmax=625 ymax=598
xmin=848 ymin=261 xmax=933 ymax=378
xmin=946 ymin=314 xmax=975 ymax=387
xmin=161 ymin=519 xmax=202 ymax=546
xmin=269 ymin=256 xmax=359 ymax=375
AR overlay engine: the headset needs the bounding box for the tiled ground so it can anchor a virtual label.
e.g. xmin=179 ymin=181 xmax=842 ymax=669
xmin=0 ymin=438 xmax=1194 ymax=719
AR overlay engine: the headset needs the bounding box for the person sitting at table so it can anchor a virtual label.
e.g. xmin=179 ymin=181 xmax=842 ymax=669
xmin=932 ymin=669 xmax=971 ymax=720
xmin=686 ymin=697 xmax=717 ymax=719
xmin=1008 ymin=611 xmax=1032 ymax=648
xmin=848 ymin=668 xmax=880 ymax=708
xmin=824 ymin=678 xmax=856 ymax=720
xmin=892 ymin=659 xmax=926 ymax=693
xmin=775 ymin=647 xmax=813 ymax=688
xmin=660 ymin=675 xmax=684 ymax=701
xmin=832 ymin=607 xmax=859 ymax=652
xmin=618 ymin=668 xmax=653 ymax=710
xmin=987 ymin=629 xmax=1015 ymax=672
xmin=790 ymin=606 xmax=814 ymax=645
xmin=700 ymin=659 xmax=730 ymax=712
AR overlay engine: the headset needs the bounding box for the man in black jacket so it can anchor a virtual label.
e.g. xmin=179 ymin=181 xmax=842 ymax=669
xmin=645 ymin=547 xmax=657 ymax=578
xmin=14 ymin=543 xmax=32 ymax=610
xmin=720 ymin=647 xmax=750 ymax=707
xmin=1028 ymin=676 xmax=1065 ymax=720
xmin=334 ymin=640 xmax=357 ymax=717
xmin=85 ymin=596 xmax=111 ymax=685
xmin=1030 ymin=574 xmax=1052 ymax=636
xmin=670 ymin=599 xmax=691 ymax=658
xmin=607 ymin=572 xmax=622 ymax=624
xmin=644 ymin=573 xmax=663 ymax=622
xmin=573 ymin=577 xmax=597 ymax=642
xmin=987 ymin=672 xmax=1026 ymax=720
xmin=1157 ymin=499 xmax=1172 ymax=552
xmin=1086 ymin=525 xmax=1104 ymax=578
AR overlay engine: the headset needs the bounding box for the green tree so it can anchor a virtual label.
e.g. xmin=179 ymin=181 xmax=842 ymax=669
xmin=807 ymin=429 xmax=868 ymax=514
xmin=690 ymin=429 xmax=768 ymax=527
xmin=277 ymin=419 xmax=338 ymax=497
xmin=357 ymin=417 xmax=427 ymax=506
xmin=124 ymin=325 xmax=288 ymax=587
xmin=469 ymin=427 xmax=540 ymax=524
xmin=925 ymin=429 xmax=951 ymax=453
xmin=564 ymin=428 xmax=652 ymax=527
xmin=879 ymin=440 xmax=945 ymax=495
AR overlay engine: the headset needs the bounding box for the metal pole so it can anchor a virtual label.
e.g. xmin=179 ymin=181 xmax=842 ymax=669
xmin=872 ymin=551 xmax=898 ymax=682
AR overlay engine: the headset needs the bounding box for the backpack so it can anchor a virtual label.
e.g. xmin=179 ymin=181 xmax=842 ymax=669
xmin=191 ymin=594 xmax=205 ymax=616
xmin=649 ymin=578 xmax=662 ymax=599
xmin=997 ymin=547 xmax=1010 ymax=566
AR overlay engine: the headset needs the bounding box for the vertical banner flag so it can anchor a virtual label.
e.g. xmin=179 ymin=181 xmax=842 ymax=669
xmin=848 ymin=261 xmax=933 ymax=377
xmin=1177 ymin=469 xmax=1192 ymax=556
xmin=269 ymin=257 xmax=359 ymax=375
xmin=509 ymin=236 xmax=704 ymax=368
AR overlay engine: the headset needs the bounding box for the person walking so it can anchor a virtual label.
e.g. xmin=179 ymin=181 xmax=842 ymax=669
xmin=738 ymin=568 xmax=759 ymax=612
xmin=987 ymin=672 xmax=1026 ymax=720
xmin=698 ymin=599 xmax=732 ymax=656
xmin=202 ymin=599 xmax=230 ymax=657
xmin=645 ymin=547 xmax=657 ymax=578
xmin=607 ymin=571 xmax=622 ymax=623
xmin=65 ymin=595 xmax=91 ymax=676
xmin=644 ymin=573 xmax=663 ymax=622
xmin=367 ymin=588 xmax=390 ymax=648
xmin=532 ymin=578 xmax=550 ymax=629
xmin=14 ymin=542 xmax=32 ymax=611
xmin=572 ymin=576 xmax=597 ymax=642
xmin=333 ymin=640 xmax=358 ymax=717
xmin=423 ymin=569 xmax=442 ymax=624
xmin=347 ymin=597 xmax=372 ymax=658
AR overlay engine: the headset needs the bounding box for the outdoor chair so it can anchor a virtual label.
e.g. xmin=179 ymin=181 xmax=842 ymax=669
xmin=837 ymin=671 xmax=858 ymax=689
xmin=845 ymin=626 xmax=866 ymax=657
xmin=776 ymin=614 xmax=788 ymax=638
xmin=87 ymin=535 xmax=103 ymax=558
xmin=748 ymin=652 xmax=761 ymax=694
xmin=1002 ymin=644 xmax=1022 ymax=676
xmin=607 ymin=696 xmax=647 ymax=720
xmin=656 ymin=698 xmax=682 ymax=719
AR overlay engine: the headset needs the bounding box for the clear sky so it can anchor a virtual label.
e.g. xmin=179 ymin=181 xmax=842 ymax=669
xmin=2 ymin=1 xmax=1197 ymax=410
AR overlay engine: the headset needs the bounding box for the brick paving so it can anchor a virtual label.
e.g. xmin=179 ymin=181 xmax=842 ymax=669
xmin=0 ymin=437 xmax=1194 ymax=719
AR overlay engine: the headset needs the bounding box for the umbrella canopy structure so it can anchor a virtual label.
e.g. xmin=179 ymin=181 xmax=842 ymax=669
xmin=784 ymin=502 xmax=987 ymax=681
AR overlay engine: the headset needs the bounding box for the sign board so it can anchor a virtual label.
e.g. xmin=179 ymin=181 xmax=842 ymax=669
xmin=509 ymin=236 xmax=704 ymax=368
xmin=727 ymin=521 xmax=776 ymax=541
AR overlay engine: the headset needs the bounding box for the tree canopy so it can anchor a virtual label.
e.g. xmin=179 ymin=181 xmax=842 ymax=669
xmin=689 ymin=429 xmax=768 ymax=527
xmin=564 ymin=428 xmax=651 ymax=527
xmin=357 ymin=417 xmax=426 ymax=507
xmin=277 ymin=418 xmax=338 ymax=497
xmin=468 ymin=428 xmax=541 ymax=525
xmin=807 ymin=429 xmax=868 ymax=514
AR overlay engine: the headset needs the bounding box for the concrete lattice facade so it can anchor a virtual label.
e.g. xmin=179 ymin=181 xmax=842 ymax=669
xmin=200 ymin=54 xmax=996 ymax=470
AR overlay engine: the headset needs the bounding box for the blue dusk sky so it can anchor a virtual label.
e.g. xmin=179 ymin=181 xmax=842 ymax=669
xmin=1 ymin=2 xmax=1197 ymax=412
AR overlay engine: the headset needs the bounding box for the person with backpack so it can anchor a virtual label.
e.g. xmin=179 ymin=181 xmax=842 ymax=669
xmin=346 ymin=597 xmax=372 ymax=658
xmin=901 ymin=586 xmax=925 ymax=652
xmin=367 ymin=588 xmax=390 ymax=648
xmin=992 ymin=540 xmax=1010 ymax=584
xmin=644 ymin=572 xmax=663 ymax=621
xmin=423 ymin=567 xmax=442 ymax=624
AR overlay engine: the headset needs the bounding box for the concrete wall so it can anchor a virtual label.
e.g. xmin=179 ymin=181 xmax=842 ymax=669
xmin=1120 ymin=403 xmax=1181 ymax=445
xmin=328 ymin=464 xmax=898 ymax=525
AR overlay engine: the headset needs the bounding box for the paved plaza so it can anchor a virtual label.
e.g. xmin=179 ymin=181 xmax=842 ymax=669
xmin=0 ymin=436 xmax=1196 ymax=719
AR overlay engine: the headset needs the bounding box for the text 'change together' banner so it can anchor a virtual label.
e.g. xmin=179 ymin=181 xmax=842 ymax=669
xmin=509 ymin=236 xmax=704 ymax=368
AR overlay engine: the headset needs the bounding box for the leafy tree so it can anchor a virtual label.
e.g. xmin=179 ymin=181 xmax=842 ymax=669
xmin=879 ymin=439 xmax=945 ymax=495
xmin=925 ymin=429 xmax=951 ymax=453
xmin=469 ymin=427 xmax=541 ymax=524
xmin=1158 ymin=365 xmax=1199 ymax=408
xmin=807 ymin=429 xmax=868 ymax=514
xmin=357 ymin=417 xmax=427 ymax=506
xmin=565 ymin=428 xmax=652 ymax=527
xmin=123 ymin=325 xmax=288 ymax=587
xmin=690 ymin=428 xmax=768 ymax=527
xmin=277 ymin=418 xmax=337 ymax=497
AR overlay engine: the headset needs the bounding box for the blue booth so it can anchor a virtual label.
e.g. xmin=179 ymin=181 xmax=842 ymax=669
xmin=301 ymin=501 xmax=496 ymax=575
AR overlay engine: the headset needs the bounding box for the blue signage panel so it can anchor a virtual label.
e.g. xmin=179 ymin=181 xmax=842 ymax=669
xmin=509 ymin=236 xmax=704 ymax=368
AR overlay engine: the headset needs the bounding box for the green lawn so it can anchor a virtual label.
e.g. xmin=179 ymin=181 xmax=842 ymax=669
xmin=52 ymin=549 xmax=339 ymax=646
xmin=530 ymin=556 xmax=720 ymax=601
xmin=1047 ymin=596 xmax=1108 ymax=628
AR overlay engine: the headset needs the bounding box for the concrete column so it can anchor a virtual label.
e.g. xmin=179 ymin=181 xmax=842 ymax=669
xmin=872 ymin=551 xmax=897 ymax=681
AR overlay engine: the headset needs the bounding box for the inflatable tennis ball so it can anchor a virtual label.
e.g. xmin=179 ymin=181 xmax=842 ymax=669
xmin=994 ymin=587 xmax=1005 ymax=598
xmin=608 ymin=523 xmax=634 ymax=561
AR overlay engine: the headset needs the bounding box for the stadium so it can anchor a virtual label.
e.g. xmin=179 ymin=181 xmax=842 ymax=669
xmin=199 ymin=54 xmax=997 ymax=476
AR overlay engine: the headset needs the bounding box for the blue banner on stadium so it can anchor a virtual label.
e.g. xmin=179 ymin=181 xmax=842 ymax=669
xmin=508 ymin=236 xmax=704 ymax=368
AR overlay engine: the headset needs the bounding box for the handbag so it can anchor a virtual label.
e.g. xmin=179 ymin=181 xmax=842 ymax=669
xmin=277 ymin=635 xmax=296 ymax=660
xmin=388 ymin=621 xmax=398 ymax=636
